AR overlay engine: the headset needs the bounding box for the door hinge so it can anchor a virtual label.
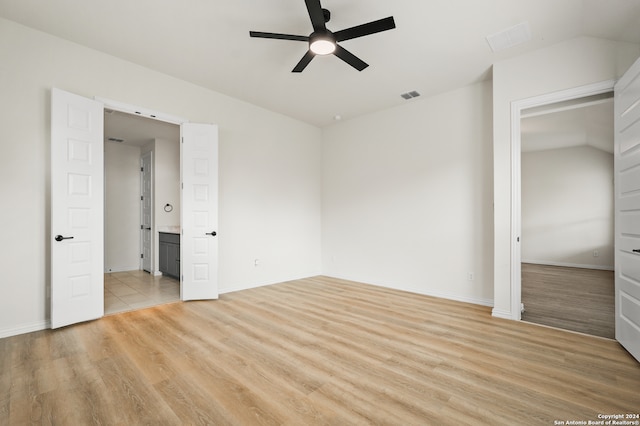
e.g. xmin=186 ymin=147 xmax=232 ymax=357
xmin=140 ymin=225 xmax=143 ymax=230
xmin=141 ymin=253 xmax=144 ymax=259
xmin=141 ymin=195 xmax=144 ymax=201
xmin=141 ymin=167 xmax=144 ymax=172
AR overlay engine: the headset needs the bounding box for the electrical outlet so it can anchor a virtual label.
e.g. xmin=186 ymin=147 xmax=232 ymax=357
xmin=254 ymin=259 xmax=260 ymax=267
xmin=593 ymin=250 xmax=599 ymax=258
xmin=468 ymin=272 xmax=474 ymax=281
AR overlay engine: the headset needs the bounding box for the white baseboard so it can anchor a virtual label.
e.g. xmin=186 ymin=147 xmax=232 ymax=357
xmin=408 ymin=286 xmax=494 ymax=307
xmin=0 ymin=320 xmax=50 ymax=339
xmin=491 ymin=308 xmax=514 ymax=320
xmin=521 ymin=260 xmax=614 ymax=271
xmin=219 ymin=272 xmax=322 ymax=295
xmin=104 ymin=266 xmax=141 ymax=273
xmin=323 ymin=274 xmax=494 ymax=308
xmin=2 ymin=274 xmax=493 ymax=339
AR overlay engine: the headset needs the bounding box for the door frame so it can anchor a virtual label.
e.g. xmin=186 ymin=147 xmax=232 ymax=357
xmin=509 ymin=80 xmax=615 ymax=320
xmin=97 ymin=97 xmax=186 ymax=125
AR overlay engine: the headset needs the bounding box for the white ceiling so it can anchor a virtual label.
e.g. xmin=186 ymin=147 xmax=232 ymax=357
xmin=104 ymin=109 xmax=179 ymax=147
xmin=1 ymin=0 xmax=639 ymax=127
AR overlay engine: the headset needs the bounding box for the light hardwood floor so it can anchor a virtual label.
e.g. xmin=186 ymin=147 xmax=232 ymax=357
xmin=1 ymin=276 xmax=638 ymax=425
xmin=521 ymin=263 xmax=615 ymax=339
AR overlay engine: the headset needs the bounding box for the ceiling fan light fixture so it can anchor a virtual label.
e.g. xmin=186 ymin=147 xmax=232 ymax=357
xmin=309 ymin=31 xmax=336 ymax=55
xmin=249 ymin=1 xmax=396 ymax=72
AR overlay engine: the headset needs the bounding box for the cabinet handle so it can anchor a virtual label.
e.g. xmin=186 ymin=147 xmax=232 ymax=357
xmin=633 ymin=249 xmax=640 ymax=253
xmin=54 ymin=235 xmax=74 ymax=242
xmin=206 ymin=231 xmax=217 ymax=237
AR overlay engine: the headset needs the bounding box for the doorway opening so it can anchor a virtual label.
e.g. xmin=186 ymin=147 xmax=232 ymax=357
xmin=509 ymin=80 xmax=616 ymax=338
xmin=103 ymin=109 xmax=181 ymax=314
xmin=519 ymin=94 xmax=615 ymax=338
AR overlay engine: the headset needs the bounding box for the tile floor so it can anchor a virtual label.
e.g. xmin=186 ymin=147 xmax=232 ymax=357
xmin=104 ymin=270 xmax=180 ymax=315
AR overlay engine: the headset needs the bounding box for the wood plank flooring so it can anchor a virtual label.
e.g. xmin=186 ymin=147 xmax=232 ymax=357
xmin=1 ymin=276 xmax=638 ymax=425
xmin=521 ymin=263 xmax=615 ymax=339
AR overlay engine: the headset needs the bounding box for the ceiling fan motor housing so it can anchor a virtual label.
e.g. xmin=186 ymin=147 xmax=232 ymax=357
xmin=310 ymin=30 xmax=336 ymax=55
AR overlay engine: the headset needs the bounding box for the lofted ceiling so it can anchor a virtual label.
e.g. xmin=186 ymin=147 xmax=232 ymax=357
xmin=1 ymin=0 xmax=639 ymax=127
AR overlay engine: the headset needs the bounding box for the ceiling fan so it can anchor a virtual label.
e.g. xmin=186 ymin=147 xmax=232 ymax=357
xmin=249 ymin=0 xmax=396 ymax=72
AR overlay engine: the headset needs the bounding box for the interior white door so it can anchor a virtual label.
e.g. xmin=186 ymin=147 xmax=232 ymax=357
xmin=51 ymin=88 xmax=104 ymax=329
xmin=141 ymin=151 xmax=153 ymax=273
xmin=180 ymin=123 xmax=219 ymax=300
xmin=614 ymin=56 xmax=640 ymax=362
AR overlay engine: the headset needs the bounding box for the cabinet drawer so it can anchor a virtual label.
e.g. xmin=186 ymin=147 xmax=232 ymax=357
xmin=159 ymin=232 xmax=180 ymax=244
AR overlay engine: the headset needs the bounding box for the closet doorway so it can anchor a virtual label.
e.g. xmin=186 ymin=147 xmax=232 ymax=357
xmin=519 ymin=93 xmax=615 ymax=338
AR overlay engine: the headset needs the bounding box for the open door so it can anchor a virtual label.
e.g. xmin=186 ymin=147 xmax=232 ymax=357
xmin=51 ymin=88 xmax=104 ymax=328
xmin=180 ymin=123 xmax=219 ymax=301
xmin=614 ymin=56 xmax=640 ymax=362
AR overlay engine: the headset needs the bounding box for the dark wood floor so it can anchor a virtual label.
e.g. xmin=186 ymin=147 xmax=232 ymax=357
xmin=521 ymin=263 xmax=615 ymax=339
xmin=1 ymin=276 xmax=638 ymax=425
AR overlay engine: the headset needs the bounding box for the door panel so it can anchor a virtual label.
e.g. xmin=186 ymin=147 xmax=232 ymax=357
xmin=619 ymin=118 xmax=640 ymax=153
xmin=614 ymin=56 xmax=640 ymax=362
xmin=51 ymin=88 xmax=104 ymax=328
xmin=181 ymin=123 xmax=219 ymax=300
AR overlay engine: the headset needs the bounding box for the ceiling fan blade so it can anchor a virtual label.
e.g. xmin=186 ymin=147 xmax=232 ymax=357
xmin=292 ymin=50 xmax=316 ymax=73
xmin=334 ymin=16 xmax=396 ymax=42
xmin=249 ymin=31 xmax=309 ymax=42
xmin=305 ymin=0 xmax=327 ymax=31
xmin=333 ymin=45 xmax=368 ymax=71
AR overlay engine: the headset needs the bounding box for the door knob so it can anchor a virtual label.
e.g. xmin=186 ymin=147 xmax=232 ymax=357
xmin=145 ymin=227 xmax=151 ymax=230
xmin=54 ymin=235 xmax=74 ymax=242
xmin=206 ymin=231 xmax=217 ymax=236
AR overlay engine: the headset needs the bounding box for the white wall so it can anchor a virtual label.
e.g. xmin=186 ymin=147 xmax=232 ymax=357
xmin=521 ymin=146 xmax=614 ymax=269
xmin=492 ymin=36 xmax=640 ymax=318
xmin=153 ymin=138 xmax=180 ymax=233
xmin=322 ymin=81 xmax=494 ymax=306
xmin=0 ymin=18 xmax=322 ymax=337
xmin=104 ymin=142 xmax=142 ymax=272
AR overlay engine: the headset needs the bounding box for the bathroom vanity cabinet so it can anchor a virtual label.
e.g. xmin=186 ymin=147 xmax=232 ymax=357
xmin=159 ymin=232 xmax=180 ymax=279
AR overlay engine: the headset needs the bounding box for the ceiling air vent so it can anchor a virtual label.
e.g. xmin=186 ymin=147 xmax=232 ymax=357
xmin=486 ymin=21 xmax=531 ymax=52
xmin=107 ymin=137 xmax=125 ymax=143
xmin=401 ymin=91 xmax=420 ymax=100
